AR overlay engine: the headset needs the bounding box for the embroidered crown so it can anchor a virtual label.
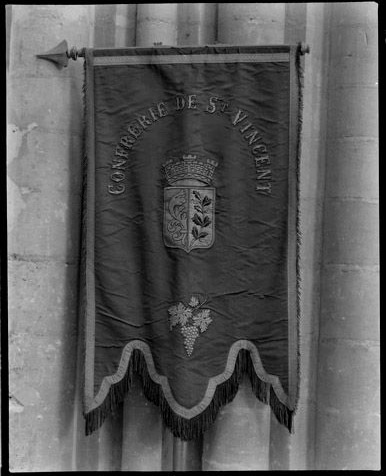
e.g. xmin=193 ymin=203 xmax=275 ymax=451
xmin=163 ymin=154 xmax=218 ymax=185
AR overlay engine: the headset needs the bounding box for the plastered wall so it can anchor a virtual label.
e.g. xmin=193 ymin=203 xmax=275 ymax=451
xmin=7 ymin=3 xmax=379 ymax=471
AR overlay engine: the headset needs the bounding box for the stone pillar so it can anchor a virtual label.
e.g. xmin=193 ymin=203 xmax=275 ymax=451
xmin=94 ymin=5 xmax=118 ymax=48
xmin=136 ymin=4 xmax=179 ymax=46
xmin=270 ymin=3 xmax=331 ymax=470
xmin=173 ymin=437 xmax=203 ymax=471
xmin=203 ymin=377 xmax=271 ymax=471
xmin=121 ymin=379 xmax=165 ymax=471
xmin=217 ymin=3 xmax=285 ymax=44
xmin=120 ymin=4 xmax=179 ymax=471
xmin=93 ymin=5 xmax=137 ymax=48
xmin=202 ymin=5 xmax=285 ymax=470
xmin=177 ymin=3 xmax=217 ymax=45
xmin=7 ymin=5 xmax=94 ymax=472
xmin=284 ymin=3 xmax=307 ymax=44
xmin=315 ymin=2 xmax=379 ymax=470
xmin=115 ymin=4 xmax=137 ymax=48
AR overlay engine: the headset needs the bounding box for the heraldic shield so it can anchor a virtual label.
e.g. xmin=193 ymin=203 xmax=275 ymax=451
xmin=163 ymin=154 xmax=218 ymax=253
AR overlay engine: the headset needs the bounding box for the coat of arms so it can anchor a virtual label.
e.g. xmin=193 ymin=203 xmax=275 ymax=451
xmin=162 ymin=154 xmax=218 ymax=253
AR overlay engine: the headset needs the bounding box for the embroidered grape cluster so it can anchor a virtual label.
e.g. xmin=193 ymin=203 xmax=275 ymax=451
xmin=181 ymin=325 xmax=200 ymax=356
xmin=168 ymin=296 xmax=213 ymax=357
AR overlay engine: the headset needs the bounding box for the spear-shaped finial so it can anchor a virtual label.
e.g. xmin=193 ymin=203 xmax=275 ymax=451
xmin=36 ymin=40 xmax=70 ymax=69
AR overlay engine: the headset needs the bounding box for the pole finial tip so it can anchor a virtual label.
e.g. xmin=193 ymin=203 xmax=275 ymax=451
xmin=36 ymin=40 xmax=69 ymax=69
xmin=299 ymin=42 xmax=310 ymax=55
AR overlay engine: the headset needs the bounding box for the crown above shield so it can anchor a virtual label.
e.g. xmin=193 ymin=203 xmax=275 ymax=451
xmin=163 ymin=154 xmax=218 ymax=186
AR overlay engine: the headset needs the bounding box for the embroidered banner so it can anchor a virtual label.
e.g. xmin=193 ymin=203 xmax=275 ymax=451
xmin=81 ymin=45 xmax=302 ymax=439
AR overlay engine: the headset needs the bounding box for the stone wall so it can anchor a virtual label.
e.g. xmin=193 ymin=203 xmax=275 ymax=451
xmin=315 ymin=3 xmax=379 ymax=469
xmin=7 ymin=3 xmax=379 ymax=471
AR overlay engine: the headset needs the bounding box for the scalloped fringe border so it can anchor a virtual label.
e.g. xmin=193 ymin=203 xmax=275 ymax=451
xmin=84 ymin=349 xmax=293 ymax=440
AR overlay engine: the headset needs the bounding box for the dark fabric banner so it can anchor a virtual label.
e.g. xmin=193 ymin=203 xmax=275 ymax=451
xmin=82 ymin=45 xmax=302 ymax=439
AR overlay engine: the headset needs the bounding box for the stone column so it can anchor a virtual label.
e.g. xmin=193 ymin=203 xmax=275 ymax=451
xmin=115 ymin=4 xmax=137 ymax=48
xmin=315 ymin=2 xmax=379 ymax=470
xmin=120 ymin=4 xmax=179 ymax=472
xmin=136 ymin=3 xmax=179 ymax=46
xmin=202 ymin=4 xmax=285 ymax=471
xmin=270 ymin=3 xmax=331 ymax=470
xmin=94 ymin=5 xmax=118 ymax=48
xmin=7 ymin=5 xmax=94 ymax=472
xmin=217 ymin=3 xmax=285 ymax=44
xmin=121 ymin=378 xmax=166 ymax=471
xmin=177 ymin=3 xmax=217 ymax=45
xmin=203 ymin=377 xmax=272 ymax=471
xmin=93 ymin=5 xmax=137 ymax=49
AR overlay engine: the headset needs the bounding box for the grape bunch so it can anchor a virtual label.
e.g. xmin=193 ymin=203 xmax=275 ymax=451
xmin=181 ymin=325 xmax=199 ymax=356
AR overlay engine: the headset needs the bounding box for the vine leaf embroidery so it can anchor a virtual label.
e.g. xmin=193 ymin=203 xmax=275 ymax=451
xmin=189 ymin=296 xmax=199 ymax=308
xmin=168 ymin=296 xmax=213 ymax=356
xmin=192 ymin=309 xmax=212 ymax=333
xmin=168 ymin=302 xmax=192 ymax=329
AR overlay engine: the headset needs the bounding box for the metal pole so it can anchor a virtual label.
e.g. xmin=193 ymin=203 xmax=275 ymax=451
xmin=36 ymin=41 xmax=310 ymax=69
xmin=173 ymin=437 xmax=203 ymax=471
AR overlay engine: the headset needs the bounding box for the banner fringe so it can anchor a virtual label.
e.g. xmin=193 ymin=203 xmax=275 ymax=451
xmin=293 ymin=42 xmax=305 ymax=413
xmin=78 ymin=56 xmax=89 ymax=413
xmin=84 ymin=348 xmax=294 ymax=440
